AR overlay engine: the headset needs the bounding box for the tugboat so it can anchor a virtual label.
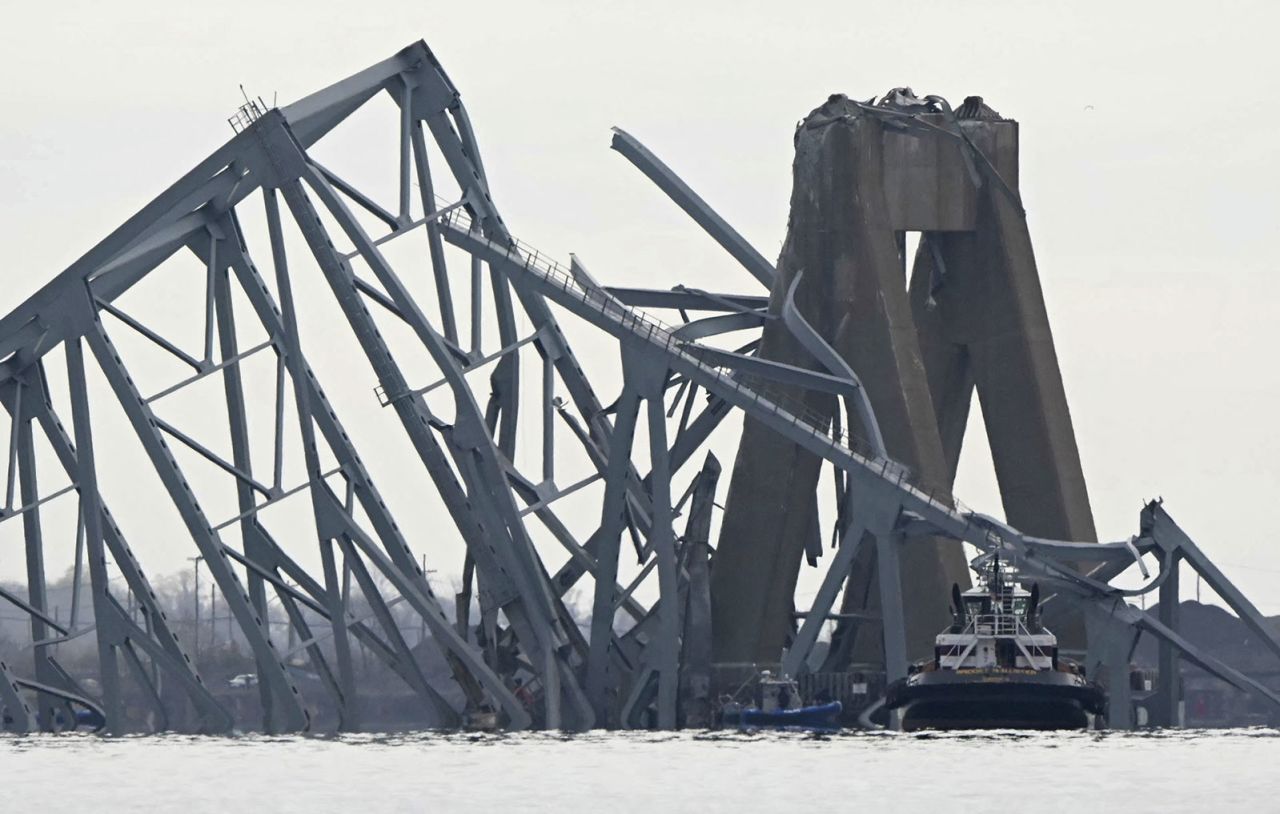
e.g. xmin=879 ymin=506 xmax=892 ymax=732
xmin=886 ymin=555 xmax=1105 ymax=730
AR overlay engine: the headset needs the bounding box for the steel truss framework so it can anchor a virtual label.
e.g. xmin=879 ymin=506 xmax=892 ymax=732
xmin=0 ymin=40 xmax=1276 ymax=733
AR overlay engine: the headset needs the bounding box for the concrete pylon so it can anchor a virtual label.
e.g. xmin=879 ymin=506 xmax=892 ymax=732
xmin=907 ymin=101 xmax=1096 ymax=647
xmin=710 ymin=95 xmax=970 ymax=671
xmin=711 ymin=93 xmax=1097 ymax=675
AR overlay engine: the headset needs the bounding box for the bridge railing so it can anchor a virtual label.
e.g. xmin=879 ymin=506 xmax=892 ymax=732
xmin=437 ymin=205 xmax=1017 ymax=551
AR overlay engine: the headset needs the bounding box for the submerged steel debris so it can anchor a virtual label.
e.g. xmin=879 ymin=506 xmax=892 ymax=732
xmin=0 ymin=42 xmax=1276 ymax=734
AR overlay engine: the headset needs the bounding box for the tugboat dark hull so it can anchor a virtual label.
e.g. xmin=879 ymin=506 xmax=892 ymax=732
xmin=886 ymin=670 xmax=1105 ymax=731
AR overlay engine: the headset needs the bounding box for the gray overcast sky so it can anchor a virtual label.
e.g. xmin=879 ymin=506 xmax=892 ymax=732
xmin=1 ymin=1 xmax=1279 ymax=611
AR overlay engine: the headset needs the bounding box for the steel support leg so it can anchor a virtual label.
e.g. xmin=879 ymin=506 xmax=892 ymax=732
xmin=1085 ymin=601 xmax=1137 ymax=730
xmin=120 ymin=637 xmax=168 ymax=731
xmin=64 ymin=337 xmax=124 ymax=735
xmin=645 ymin=396 xmax=680 ymax=729
xmin=337 ymin=533 xmax=457 ymax=726
xmin=586 ymin=384 xmax=641 ymax=724
xmin=784 ymin=480 xmax=900 ymax=678
xmin=10 ymin=386 xmax=60 ymax=728
xmin=1155 ymin=554 xmax=1182 ymax=727
xmin=408 ymin=120 xmax=458 ymax=345
xmin=0 ymin=658 xmax=34 ymax=733
xmin=29 ymin=387 xmax=231 ymax=732
xmin=678 ymin=454 xmax=719 ymax=728
xmin=318 ymin=535 xmax=360 ymax=729
xmin=278 ymin=170 xmax=568 ymax=710
xmin=79 ymin=307 xmax=309 ymax=732
xmin=259 ymin=188 xmax=361 ymax=729
xmin=783 ymin=519 xmax=869 ymax=678
xmin=211 ymin=263 xmax=279 ymax=730
xmin=215 ymin=225 xmax=529 ymax=729
xmin=877 ymin=530 xmax=908 ymax=705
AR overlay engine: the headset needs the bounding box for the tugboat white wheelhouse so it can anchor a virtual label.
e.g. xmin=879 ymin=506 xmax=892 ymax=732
xmin=886 ymin=556 xmax=1106 ymax=730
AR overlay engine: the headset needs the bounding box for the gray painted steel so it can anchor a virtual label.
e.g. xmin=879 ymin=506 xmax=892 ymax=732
xmin=0 ymin=43 xmax=1273 ymax=735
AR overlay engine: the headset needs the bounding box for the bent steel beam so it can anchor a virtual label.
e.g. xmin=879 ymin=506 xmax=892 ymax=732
xmin=610 ymin=128 xmax=776 ymax=288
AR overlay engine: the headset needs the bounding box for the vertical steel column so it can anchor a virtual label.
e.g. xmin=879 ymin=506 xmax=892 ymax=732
xmin=397 ymin=76 xmax=413 ymax=224
xmin=470 ymin=253 xmax=483 ymax=355
xmin=408 ymin=121 xmax=458 ymax=346
xmin=644 ymin=396 xmax=680 ymax=728
xmin=201 ymin=219 xmax=339 ymax=718
xmin=876 ymin=531 xmax=908 ymax=685
xmin=30 ymin=390 xmax=232 ymax=732
xmin=11 ymin=384 xmax=59 ymax=727
xmin=64 ymin=335 xmax=124 ymax=734
xmin=293 ymin=161 xmax=590 ymax=726
xmin=79 ymin=305 xmax=310 ymax=732
xmin=1085 ymin=601 xmax=1136 ymax=730
xmin=585 ymin=384 xmax=641 ymax=724
xmin=211 ymin=258 xmax=278 ymax=730
xmin=335 ymin=531 xmax=456 ymax=726
xmin=541 ymin=350 xmax=555 ymax=485
xmin=218 ymin=227 xmax=530 ymax=729
xmin=262 ymin=189 xmax=360 ymax=729
xmin=1155 ymin=554 xmax=1182 ymax=727
xmin=319 ymin=535 xmax=360 ymax=728
xmin=678 ymin=454 xmax=719 ymax=728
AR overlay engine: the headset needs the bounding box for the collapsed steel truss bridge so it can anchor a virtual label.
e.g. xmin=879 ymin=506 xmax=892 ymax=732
xmin=1 ymin=40 xmax=1277 ymax=734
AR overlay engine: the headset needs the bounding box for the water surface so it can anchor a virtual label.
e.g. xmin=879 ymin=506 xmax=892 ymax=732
xmin=3 ymin=728 xmax=1275 ymax=812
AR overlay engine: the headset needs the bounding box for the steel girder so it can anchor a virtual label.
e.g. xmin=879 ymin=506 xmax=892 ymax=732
xmin=0 ymin=40 xmax=689 ymax=732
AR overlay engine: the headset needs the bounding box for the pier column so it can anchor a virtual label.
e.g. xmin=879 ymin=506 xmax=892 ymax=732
xmin=909 ymin=114 xmax=1096 ymax=649
xmin=712 ymin=97 xmax=969 ymax=671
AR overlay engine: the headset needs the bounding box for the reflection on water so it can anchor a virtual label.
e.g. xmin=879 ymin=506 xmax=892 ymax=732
xmin=3 ymin=728 xmax=1277 ymax=812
